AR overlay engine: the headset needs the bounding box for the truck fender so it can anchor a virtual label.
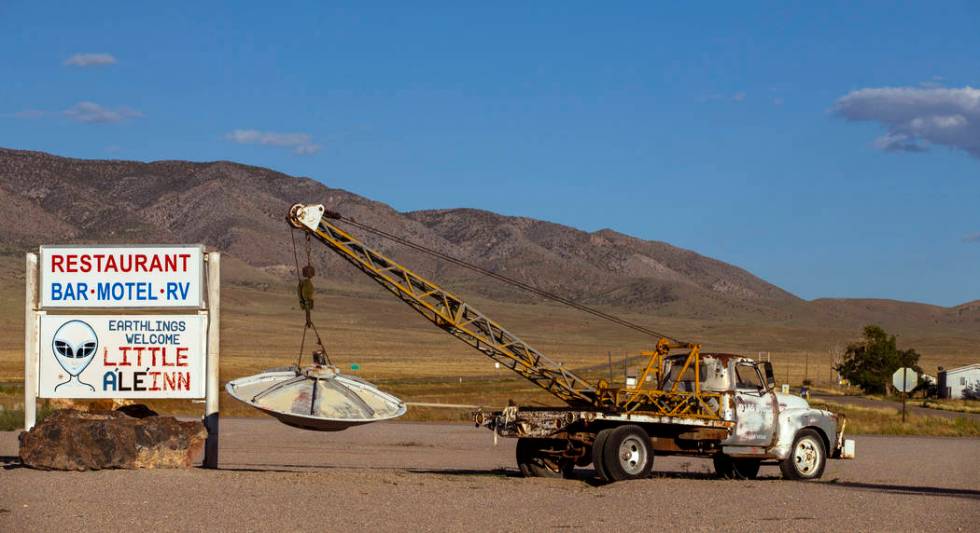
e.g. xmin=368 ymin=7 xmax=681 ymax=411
xmin=770 ymin=408 xmax=836 ymax=460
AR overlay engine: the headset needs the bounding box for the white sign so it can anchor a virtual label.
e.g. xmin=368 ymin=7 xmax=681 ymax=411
xmin=38 ymin=314 xmax=206 ymax=399
xmin=892 ymin=367 xmax=918 ymax=393
xmin=39 ymin=245 xmax=204 ymax=308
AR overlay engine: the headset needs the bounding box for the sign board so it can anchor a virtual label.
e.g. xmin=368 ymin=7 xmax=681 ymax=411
xmin=38 ymin=314 xmax=206 ymax=399
xmin=892 ymin=367 xmax=918 ymax=393
xmin=39 ymin=245 xmax=203 ymax=308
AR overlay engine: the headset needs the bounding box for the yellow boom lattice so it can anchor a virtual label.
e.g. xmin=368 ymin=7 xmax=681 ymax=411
xmin=290 ymin=204 xmax=596 ymax=405
xmin=288 ymin=203 xmax=725 ymax=420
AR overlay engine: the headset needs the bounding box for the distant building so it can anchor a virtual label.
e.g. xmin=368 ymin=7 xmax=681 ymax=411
xmin=937 ymin=364 xmax=980 ymax=399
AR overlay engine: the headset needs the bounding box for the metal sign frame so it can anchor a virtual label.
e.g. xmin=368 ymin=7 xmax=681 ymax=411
xmin=24 ymin=249 xmax=221 ymax=468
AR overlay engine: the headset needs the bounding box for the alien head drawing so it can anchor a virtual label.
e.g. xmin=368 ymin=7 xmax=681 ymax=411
xmin=52 ymin=320 xmax=98 ymax=392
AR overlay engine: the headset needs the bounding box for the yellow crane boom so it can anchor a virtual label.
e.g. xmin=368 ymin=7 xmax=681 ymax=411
xmin=288 ymin=203 xmax=726 ymax=422
xmin=288 ymin=203 xmax=597 ymax=406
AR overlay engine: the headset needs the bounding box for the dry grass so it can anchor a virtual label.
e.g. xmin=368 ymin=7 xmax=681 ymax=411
xmin=0 ymin=404 xmax=55 ymax=431
xmin=920 ymin=399 xmax=980 ymax=414
xmin=811 ymin=399 xmax=980 ymax=437
xmin=3 ymin=279 xmax=980 ymax=436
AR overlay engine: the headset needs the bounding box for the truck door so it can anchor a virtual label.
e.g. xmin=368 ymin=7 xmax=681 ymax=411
xmin=732 ymin=361 xmax=776 ymax=446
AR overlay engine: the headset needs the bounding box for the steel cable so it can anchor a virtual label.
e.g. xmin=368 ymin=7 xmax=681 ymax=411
xmin=333 ymin=216 xmax=683 ymax=344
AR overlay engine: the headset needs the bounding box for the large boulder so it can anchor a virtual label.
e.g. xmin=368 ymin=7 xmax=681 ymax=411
xmin=19 ymin=408 xmax=206 ymax=470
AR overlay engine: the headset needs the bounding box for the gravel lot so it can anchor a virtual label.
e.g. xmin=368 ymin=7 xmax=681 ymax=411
xmin=2 ymin=418 xmax=978 ymax=532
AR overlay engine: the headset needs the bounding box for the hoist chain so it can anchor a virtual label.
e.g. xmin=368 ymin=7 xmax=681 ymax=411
xmin=290 ymin=227 xmax=332 ymax=368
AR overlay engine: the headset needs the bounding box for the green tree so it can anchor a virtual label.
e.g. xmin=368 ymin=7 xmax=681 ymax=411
xmin=834 ymin=325 xmax=921 ymax=394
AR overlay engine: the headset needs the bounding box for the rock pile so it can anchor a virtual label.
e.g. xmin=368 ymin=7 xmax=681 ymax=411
xmin=18 ymin=407 xmax=206 ymax=470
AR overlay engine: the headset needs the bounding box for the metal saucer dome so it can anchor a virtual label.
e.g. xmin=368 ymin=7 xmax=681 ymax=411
xmin=226 ymin=365 xmax=406 ymax=431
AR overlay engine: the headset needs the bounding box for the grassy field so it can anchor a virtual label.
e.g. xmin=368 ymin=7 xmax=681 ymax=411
xmin=919 ymin=399 xmax=980 ymax=414
xmin=2 ymin=278 xmax=979 ymax=435
xmin=810 ymin=399 xmax=980 ymax=437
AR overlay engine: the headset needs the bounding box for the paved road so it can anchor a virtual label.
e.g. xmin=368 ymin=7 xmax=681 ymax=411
xmin=2 ymin=419 xmax=978 ymax=532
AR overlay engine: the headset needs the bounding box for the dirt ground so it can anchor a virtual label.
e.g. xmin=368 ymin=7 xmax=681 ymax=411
xmin=1 ymin=419 xmax=978 ymax=532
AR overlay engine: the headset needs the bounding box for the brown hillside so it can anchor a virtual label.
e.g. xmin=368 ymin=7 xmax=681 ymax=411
xmin=0 ymin=147 xmax=800 ymax=320
xmin=0 ymin=146 xmax=976 ymax=336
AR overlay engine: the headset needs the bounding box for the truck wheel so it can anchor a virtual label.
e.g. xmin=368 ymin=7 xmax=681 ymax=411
xmin=516 ymin=438 xmax=574 ymax=478
xmin=713 ymin=455 xmax=761 ymax=480
xmin=591 ymin=428 xmax=614 ymax=481
xmin=780 ymin=429 xmax=826 ymax=480
xmin=600 ymin=425 xmax=653 ymax=481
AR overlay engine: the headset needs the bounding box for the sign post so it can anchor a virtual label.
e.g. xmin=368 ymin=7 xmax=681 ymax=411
xmin=204 ymin=252 xmax=220 ymax=469
xmin=892 ymin=367 xmax=918 ymax=423
xmin=25 ymin=245 xmax=219 ymax=468
xmin=23 ymin=253 xmax=39 ymax=431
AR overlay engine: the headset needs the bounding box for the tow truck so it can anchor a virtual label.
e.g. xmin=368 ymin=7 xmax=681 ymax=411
xmin=287 ymin=203 xmax=855 ymax=482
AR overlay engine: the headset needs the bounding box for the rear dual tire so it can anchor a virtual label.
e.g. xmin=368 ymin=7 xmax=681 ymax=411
xmin=592 ymin=425 xmax=654 ymax=482
xmin=516 ymin=438 xmax=574 ymax=478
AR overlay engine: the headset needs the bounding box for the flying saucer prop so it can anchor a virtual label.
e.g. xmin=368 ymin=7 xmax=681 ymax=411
xmin=226 ymin=366 xmax=407 ymax=431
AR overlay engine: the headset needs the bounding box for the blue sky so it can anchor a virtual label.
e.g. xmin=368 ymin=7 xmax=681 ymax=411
xmin=2 ymin=2 xmax=978 ymax=306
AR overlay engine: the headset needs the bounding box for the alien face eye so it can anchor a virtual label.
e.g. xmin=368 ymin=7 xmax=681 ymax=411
xmin=79 ymin=342 xmax=97 ymax=358
xmin=55 ymin=340 xmax=74 ymax=358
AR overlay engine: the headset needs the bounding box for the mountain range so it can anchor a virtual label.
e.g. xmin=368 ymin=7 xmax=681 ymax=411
xmin=1 ymin=147 xmax=977 ymax=335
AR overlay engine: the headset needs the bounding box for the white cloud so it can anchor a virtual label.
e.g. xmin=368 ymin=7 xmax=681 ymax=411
xmin=872 ymin=132 xmax=926 ymax=153
xmin=63 ymin=101 xmax=142 ymax=123
xmin=64 ymin=53 xmax=117 ymax=67
xmin=225 ymin=129 xmax=321 ymax=155
xmin=833 ymin=86 xmax=980 ymax=158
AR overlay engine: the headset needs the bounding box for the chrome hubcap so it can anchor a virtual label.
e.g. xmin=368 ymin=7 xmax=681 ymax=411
xmin=794 ymin=437 xmax=821 ymax=476
xmin=618 ymin=436 xmax=647 ymax=475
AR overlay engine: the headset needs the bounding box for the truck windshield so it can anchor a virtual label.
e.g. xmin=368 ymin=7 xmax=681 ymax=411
xmin=735 ymin=363 xmax=764 ymax=390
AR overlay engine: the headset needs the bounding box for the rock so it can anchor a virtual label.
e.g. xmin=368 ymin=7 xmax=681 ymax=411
xmin=18 ymin=408 xmax=206 ymax=470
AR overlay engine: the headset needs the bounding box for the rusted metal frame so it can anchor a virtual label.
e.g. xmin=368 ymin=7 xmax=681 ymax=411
xmin=659 ymin=388 xmax=723 ymax=419
xmin=343 ymin=237 xmax=433 ymax=310
xmin=613 ymin=387 xmax=724 ymax=420
xmin=416 ymin=288 xmax=441 ymax=301
xmin=313 ymin=228 xmax=455 ymax=328
xmin=627 ymin=390 xmax=687 ymax=416
xmin=618 ymin=389 xmax=661 ymax=414
xmin=453 ymin=302 xmax=469 ymax=324
xmin=457 ymin=307 xmax=590 ymax=396
xmin=634 ymin=349 xmax=662 ymax=393
xmin=668 ymin=349 xmax=696 ymax=393
xmin=696 ymin=396 xmax=723 ymax=418
xmin=694 ymin=346 xmax=701 ymax=396
xmin=433 ymin=319 xmax=578 ymax=400
xmin=423 ymin=297 xmax=583 ymax=400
